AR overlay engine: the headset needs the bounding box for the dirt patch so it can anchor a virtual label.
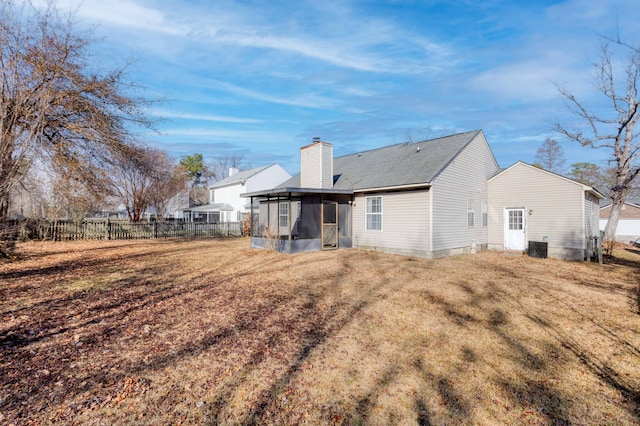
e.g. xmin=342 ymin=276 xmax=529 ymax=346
xmin=1 ymin=238 xmax=639 ymax=424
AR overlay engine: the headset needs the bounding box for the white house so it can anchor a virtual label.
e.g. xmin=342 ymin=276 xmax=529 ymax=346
xmin=189 ymin=164 xmax=291 ymax=223
xmin=599 ymin=198 xmax=640 ymax=242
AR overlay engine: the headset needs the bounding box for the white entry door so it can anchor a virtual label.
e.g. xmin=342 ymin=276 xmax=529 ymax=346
xmin=504 ymin=208 xmax=526 ymax=250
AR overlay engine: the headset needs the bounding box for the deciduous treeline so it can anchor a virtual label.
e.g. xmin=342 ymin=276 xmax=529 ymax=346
xmin=0 ymin=0 xmax=150 ymax=223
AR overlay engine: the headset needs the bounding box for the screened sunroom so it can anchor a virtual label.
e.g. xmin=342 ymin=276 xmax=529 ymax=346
xmin=245 ymin=188 xmax=353 ymax=253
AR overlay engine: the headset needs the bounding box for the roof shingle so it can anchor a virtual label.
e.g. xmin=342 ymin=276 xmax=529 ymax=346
xmin=281 ymin=130 xmax=482 ymax=190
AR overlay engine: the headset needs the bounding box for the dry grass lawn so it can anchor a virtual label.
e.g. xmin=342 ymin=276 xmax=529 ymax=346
xmin=1 ymin=238 xmax=639 ymax=425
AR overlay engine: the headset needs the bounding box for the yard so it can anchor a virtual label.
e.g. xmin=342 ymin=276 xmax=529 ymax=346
xmin=1 ymin=238 xmax=639 ymax=425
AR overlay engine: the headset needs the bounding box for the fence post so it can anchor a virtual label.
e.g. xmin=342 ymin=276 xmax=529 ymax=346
xmin=106 ymin=219 xmax=111 ymax=240
xmin=153 ymin=221 xmax=158 ymax=239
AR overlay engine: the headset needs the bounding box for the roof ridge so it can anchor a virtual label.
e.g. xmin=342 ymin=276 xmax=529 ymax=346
xmin=333 ymin=130 xmax=481 ymax=160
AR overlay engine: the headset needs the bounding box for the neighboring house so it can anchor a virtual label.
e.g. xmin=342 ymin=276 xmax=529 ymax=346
xmin=164 ymin=189 xmax=190 ymax=220
xmin=244 ymin=131 xmax=604 ymax=261
xmin=599 ymin=198 xmax=640 ymax=242
xmin=488 ymin=162 xmax=603 ymax=260
xmin=185 ymin=164 xmax=291 ymax=223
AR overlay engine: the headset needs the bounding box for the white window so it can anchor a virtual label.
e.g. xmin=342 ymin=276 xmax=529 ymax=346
xmin=366 ymin=196 xmax=382 ymax=230
xmin=482 ymin=199 xmax=488 ymax=227
xmin=467 ymin=198 xmax=475 ymax=227
xmin=279 ymin=203 xmax=288 ymax=227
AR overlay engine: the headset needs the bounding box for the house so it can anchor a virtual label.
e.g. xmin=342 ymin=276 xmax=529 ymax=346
xmin=488 ymin=162 xmax=603 ymax=260
xmin=245 ymin=131 xmax=499 ymax=258
xmin=163 ymin=189 xmax=190 ymax=220
xmin=245 ymin=131 xmax=604 ymax=261
xmin=186 ymin=164 xmax=291 ymax=223
xmin=599 ymin=198 xmax=640 ymax=242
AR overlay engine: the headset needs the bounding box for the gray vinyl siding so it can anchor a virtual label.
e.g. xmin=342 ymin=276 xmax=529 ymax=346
xmin=352 ymin=189 xmax=431 ymax=257
xmin=431 ymin=133 xmax=499 ymax=251
xmin=488 ymin=163 xmax=585 ymax=255
xmin=585 ymin=193 xmax=600 ymax=239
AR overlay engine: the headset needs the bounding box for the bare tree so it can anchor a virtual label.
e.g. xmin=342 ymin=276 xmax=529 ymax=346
xmin=535 ymin=138 xmax=566 ymax=174
xmin=554 ymin=41 xmax=640 ymax=254
xmin=210 ymin=154 xmax=248 ymax=182
xmin=148 ymin=159 xmax=188 ymax=220
xmin=46 ymin=172 xmax=102 ymax=220
xmin=104 ymin=144 xmax=173 ymax=222
xmin=0 ymin=0 xmax=150 ymax=223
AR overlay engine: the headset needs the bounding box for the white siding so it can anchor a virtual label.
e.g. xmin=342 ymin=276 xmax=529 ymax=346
xmin=213 ymin=183 xmax=245 ymax=213
xmin=488 ymin=162 xmax=586 ymax=258
xmin=352 ymin=189 xmax=431 ymax=257
xmin=585 ymin=193 xmax=600 ymax=240
xmin=244 ymin=164 xmax=291 ymax=194
xmin=431 ymin=133 xmax=499 ymax=252
xmin=213 ymin=164 xmax=291 ymax=218
xmin=599 ymin=219 xmax=640 ymax=241
xmin=300 ymin=142 xmax=333 ymax=188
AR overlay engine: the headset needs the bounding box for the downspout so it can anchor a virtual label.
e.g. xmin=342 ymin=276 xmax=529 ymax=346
xmin=581 ymin=190 xmax=587 ymax=260
xmin=429 ymin=188 xmax=434 ymax=253
xmin=288 ymin=193 xmax=292 ymax=245
xmin=250 ymin=196 xmax=254 ymax=237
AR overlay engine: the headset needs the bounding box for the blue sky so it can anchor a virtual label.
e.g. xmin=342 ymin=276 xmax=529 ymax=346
xmin=50 ymin=0 xmax=640 ymax=174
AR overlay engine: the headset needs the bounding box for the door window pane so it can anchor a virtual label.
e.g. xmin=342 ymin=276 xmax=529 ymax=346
xmin=508 ymin=210 xmax=523 ymax=230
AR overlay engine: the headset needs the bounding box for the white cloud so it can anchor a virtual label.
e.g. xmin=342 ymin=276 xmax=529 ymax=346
xmin=151 ymin=109 xmax=263 ymax=124
xmin=468 ymin=62 xmax=564 ymax=101
xmin=210 ymin=80 xmax=338 ymax=109
xmin=162 ymin=128 xmax=289 ymax=141
xmin=50 ymin=0 xmax=188 ymax=35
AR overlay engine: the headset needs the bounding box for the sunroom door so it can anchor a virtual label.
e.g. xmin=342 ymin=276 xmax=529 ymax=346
xmin=322 ymin=202 xmax=338 ymax=249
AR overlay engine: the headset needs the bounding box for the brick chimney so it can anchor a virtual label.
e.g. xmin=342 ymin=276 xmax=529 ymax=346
xmin=300 ymin=138 xmax=333 ymax=188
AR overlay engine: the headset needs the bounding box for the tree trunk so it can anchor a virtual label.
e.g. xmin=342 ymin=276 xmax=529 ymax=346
xmin=603 ymin=192 xmax=625 ymax=255
xmin=0 ymin=191 xmax=9 ymax=223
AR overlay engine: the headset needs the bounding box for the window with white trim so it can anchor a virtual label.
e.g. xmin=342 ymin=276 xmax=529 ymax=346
xmin=482 ymin=199 xmax=488 ymax=227
xmin=467 ymin=198 xmax=475 ymax=227
xmin=279 ymin=202 xmax=289 ymax=227
xmin=366 ymin=196 xmax=382 ymax=230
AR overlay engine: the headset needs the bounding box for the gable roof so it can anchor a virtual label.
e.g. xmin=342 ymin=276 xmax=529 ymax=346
xmin=490 ymin=161 xmax=605 ymax=199
xmin=278 ymin=130 xmax=485 ymax=192
xmin=209 ymin=164 xmax=275 ymax=189
xmin=599 ymin=197 xmax=640 ymax=209
xmin=183 ymin=203 xmax=234 ymax=212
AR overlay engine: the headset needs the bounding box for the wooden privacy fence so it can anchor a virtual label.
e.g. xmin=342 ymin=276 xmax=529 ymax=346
xmin=2 ymin=219 xmax=243 ymax=242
